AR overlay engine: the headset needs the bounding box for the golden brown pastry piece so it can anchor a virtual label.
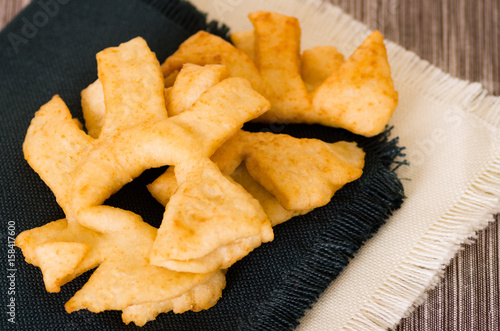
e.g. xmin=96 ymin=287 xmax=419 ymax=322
xmin=162 ymin=11 xmax=398 ymax=137
xmin=18 ymin=37 xmax=274 ymax=325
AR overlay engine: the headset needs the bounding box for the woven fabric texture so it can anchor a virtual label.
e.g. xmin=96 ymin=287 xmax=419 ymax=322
xmin=0 ymin=0 xmax=404 ymax=330
xmin=324 ymin=2 xmax=499 ymax=330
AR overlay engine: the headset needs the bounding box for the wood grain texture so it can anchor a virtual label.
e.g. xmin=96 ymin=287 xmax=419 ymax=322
xmin=1 ymin=0 xmax=499 ymax=330
xmin=0 ymin=0 xmax=29 ymax=29
xmin=325 ymin=1 xmax=499 ymax=330
xmin=328 ymin=0 xmax=500 ymax=96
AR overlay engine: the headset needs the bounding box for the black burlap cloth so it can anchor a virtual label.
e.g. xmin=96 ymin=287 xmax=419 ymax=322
xmin=0 ymin=0 xmax=405 ymax=330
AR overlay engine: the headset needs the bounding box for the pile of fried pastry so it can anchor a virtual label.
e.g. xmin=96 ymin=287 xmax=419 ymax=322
xmin=16 ymin=11 xmax=397 ymax=326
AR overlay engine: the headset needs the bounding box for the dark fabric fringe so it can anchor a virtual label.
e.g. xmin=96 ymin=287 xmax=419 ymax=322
xmin=0 ymin=1 xmax=407 ymax=330
xmin=242 ymin=128 xmax=406 ymax=331
xmin=140 ymin=0 xmax=230 ymax=40
xmin=122 ymin=2 xmax=406 ymax=328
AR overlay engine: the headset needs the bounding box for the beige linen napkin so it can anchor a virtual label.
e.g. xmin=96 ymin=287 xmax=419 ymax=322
xmin=191 ymin=0 xmax=500 ymax=329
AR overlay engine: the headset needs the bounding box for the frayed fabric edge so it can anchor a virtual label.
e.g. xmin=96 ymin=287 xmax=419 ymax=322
xmin=344 ymin=153 xmax=500 ymax=331
xmin=242 ymin=129 xmax=406 ymax=331
xmin=140 ymin=1 xmax=500 ymax=330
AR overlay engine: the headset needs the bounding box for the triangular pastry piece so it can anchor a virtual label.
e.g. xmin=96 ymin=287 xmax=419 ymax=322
xmin=151 ymin=159 xmax=273 ymax=273
xmin=35 ymin=241 xmax=89 ymax=292
xmin=312 ymin=31 xmax=398 ymax=136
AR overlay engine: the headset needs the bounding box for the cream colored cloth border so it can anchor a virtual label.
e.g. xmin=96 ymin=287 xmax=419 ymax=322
xmin=191 ymin=0 xmax=500 ymax=329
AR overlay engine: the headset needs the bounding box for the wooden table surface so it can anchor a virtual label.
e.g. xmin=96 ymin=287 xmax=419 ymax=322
xmin=2 ymin=0 xmax=499 ymax=330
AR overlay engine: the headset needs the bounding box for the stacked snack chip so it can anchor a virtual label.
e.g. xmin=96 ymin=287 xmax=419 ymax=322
xmin=163 ymin=11 xmax=398 ymax=137
xmin=16 ymin=11 xmax=397 ymax=326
